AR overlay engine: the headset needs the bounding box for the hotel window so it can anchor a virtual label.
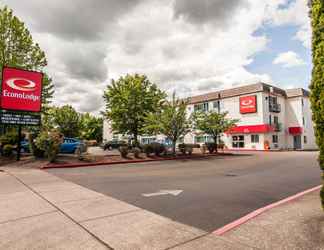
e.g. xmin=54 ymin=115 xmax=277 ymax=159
xmin=232 ymin=135 xmax=244 ymax=148
xmin=194 ymin=102 xmax=209 ymax=112
xmin=213 ymin=101 xmax=220 ymax=112
xmin=269 ymin=115 xmax=272 ymax=125
xmin=251 ymin=134 xmax=259 ymax=143
xmin=303 ymin=117 xmax=305 ymax=126
xmin=272 ymin=135 xmax=278 ymax=143
xmin=304 ymin=136 xmax=307 ymax=144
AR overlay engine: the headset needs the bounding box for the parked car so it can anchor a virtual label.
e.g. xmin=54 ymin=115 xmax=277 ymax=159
xmin=103 ymin=140 xmax=127 ymax=150
xmin=60 ymin=138 xmax=86 ymax=154
xmin=19 ymin=137 xmax=86 ymax=154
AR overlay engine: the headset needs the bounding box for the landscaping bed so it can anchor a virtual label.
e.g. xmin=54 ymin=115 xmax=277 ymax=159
xmin=42 ymin=151 xmax=233 ymax=169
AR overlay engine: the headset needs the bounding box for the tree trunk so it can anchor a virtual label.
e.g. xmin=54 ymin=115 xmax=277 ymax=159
xmin=213 ymin=135 xmax=218 ymax=153
xmin=133 ymin=130 xmax=138 ymax=147
xmin=172 ymin=140 xmax=177 ymax=156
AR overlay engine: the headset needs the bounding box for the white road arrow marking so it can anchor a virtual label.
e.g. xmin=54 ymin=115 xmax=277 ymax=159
xmin=142 ymin=190 xmax=183 ymax=197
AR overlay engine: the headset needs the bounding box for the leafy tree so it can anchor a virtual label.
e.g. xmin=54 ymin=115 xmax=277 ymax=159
xmin=45 ymin=105 xmax=81 ymax=138
xmin=103 ymin=74 xmax=166 ymax=145
xmin=80 ymin=113 xmax=103 ymax=142
xmin=0 ymin=6 xmax=54 ymax=109
xmin=309 ymin=0 xmax=324 ymax=209
xmin=144 ymin=93 xmax=191 ymax=155
xmin=192 ymin=111 xmax=238 ymax=153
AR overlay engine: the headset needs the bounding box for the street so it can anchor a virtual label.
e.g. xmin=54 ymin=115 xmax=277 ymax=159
xmin=47 ymin=151 xmax=321 ymax=232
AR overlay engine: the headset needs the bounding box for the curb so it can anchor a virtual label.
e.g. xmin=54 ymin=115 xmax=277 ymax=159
xmin=213 ymin=185 xmax=322 ymax=236
xmin=42 ymin=153 xmax=232 ymax=169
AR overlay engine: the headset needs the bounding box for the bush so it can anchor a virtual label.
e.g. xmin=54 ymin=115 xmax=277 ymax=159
xmin=178 ymin=143 xmax=199 ymax=155
xmin=2 ymin=144 xmax=14 ymax=157
xmin=35 ymin=130 xmax=63 ymax=162
xmin=119 ymin=146 xmax=129 ymax=158
xmin=0 ymin=132 xmax=19 ymax=146
xmin=151 ymin=142 xmax=166 ymax=156
xmin=142 ymin=143 xmax=165 ymax=157
xmin=132 ymin=147 xmax=141 ymax=158
xmin=206 ymin=143 xmax=217 ymax=154
xmin=142 ymin=144 xmax=154 ymax=157
xmin=28 ymin=133 xmax=45 ymax=158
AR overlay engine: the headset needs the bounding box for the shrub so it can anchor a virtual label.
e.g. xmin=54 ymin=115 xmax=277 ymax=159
xmin=151 ymin=142 xmax=166 ymax=156
xmin=0 ymin=132 xmax=19 ymax=146
xmin=178 ymin=143 xmax=199 ymax=155
xmin=142 ymin=144 xmax=154 ymax=157
xmin=206 ymin=143 xmax=217 ymax=154
xmin=132 ymin=147 xmax=141 ymax=158
xmin=35 ymin=130 xmax=63 ymax=162
xmin=119 ymin=146 xmax=129 ymax=158
xmin=2 ymin=144 xmax=14 ymax=157
xmin=28 ymin=133 xmax=45 ymax=158
xmin=142 ymin=143 xmax=166 ymax=156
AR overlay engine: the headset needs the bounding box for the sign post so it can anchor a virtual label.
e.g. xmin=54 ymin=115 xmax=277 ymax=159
xmin=0 ymin=67 xmax=43 ymax=161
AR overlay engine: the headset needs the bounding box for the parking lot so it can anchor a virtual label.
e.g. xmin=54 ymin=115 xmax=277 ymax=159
xmin=47 ymin=151 xmax=321 ymax=232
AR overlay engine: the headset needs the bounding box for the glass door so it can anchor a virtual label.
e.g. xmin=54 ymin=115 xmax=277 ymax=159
xmin=232 ymin=135 xmax=245 ymax=148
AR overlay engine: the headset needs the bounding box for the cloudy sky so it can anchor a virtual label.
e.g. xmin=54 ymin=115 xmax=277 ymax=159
xmin=1 ymin=0 xmax=311 ymax=114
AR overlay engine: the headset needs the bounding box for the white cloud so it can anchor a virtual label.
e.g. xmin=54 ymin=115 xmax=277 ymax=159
xmin=1 ymin=0 xmax=311 ymax=114
xmin=267 ymin=0 xmax=311 ymax=48
xmin=273 ymin=51 xmax=306 ymax=68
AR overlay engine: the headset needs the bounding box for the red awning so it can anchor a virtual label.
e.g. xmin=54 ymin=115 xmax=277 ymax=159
xmin=226 ymin=124 xmax=274 ymax=134
xmin=288 ymin=127 xmax=303 ymax=135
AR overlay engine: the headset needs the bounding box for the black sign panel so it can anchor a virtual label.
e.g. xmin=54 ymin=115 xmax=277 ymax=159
xmin=0 ymin=112 xmax=40 ymax=126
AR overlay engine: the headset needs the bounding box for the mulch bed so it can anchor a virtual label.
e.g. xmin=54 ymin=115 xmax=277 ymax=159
xmin=43 ymin=152 xmax=233 ymax=169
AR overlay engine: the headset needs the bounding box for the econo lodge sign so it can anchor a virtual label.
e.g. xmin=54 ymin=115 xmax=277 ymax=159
xmin=1 ymin=67 xmax=43 ymax=112
xmin=240 ymin=95 xmax=257 ymax=114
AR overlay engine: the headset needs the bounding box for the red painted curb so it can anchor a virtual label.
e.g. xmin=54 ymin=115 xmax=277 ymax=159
xmin=214 ymin=185 xmax=322 ymax=236
xmin=41 ymin=153 xmax=232 ymax=169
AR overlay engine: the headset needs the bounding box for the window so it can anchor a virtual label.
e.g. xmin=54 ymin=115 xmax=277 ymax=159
xmin=302 ymin=98 xmax=304 ymax=106
xmin=213 ymin=101 xmax=220 ymax=112
xmin=272 ymin=135 xmax=278 ymax=143
xmin=232 ymin=135 xmax=244 ymax=148
xmin=251 ymin=134 xmax=259 ymax=143
xmin=274 ymin=116 xmax=279 ymax=124
xmin=269 ymin=115 xmax=272 ymax=125
xmin=303 ymin=117 xmax=305 ymax=126
xmin=194 ymin=102 xmax=209 ymax=112
xmin=304 ymin=136 xmax=307 ymax=144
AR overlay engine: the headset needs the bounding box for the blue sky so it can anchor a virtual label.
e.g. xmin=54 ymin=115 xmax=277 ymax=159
xmin=247 ymin=24 xmax=312 ymax=90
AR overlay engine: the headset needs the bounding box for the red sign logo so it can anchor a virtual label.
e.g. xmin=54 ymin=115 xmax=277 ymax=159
xmin=240 ymin=95 xmax=257 ymax=114
xmin=1 ymin=67 xmax=43 ymax=112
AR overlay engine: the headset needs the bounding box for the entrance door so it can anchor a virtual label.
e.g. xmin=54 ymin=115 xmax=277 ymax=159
xmin=293 ymin=135 xmax=301 ymax=150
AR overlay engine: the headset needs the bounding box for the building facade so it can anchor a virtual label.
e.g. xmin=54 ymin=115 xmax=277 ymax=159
xmin=103 ymin=83 xmax=318 ymax=151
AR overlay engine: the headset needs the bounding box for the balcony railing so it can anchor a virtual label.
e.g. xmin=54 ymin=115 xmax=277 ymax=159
xmin=269 ymin=103 xmax=281 ymax=113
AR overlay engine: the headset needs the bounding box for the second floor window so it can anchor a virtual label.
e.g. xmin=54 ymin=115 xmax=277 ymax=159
xmin=194 ymin=102 xmax=209 ymax=112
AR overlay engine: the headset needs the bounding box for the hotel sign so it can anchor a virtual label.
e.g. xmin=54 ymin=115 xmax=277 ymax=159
xmin=1 ymin=67 xmax=43 ymax=112
xmin=240 ymin=95 xmax=257 ymax=114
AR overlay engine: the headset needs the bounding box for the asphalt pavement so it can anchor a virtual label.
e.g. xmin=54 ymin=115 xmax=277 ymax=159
xmin=47 ymin=151 xmax=321 ymax=232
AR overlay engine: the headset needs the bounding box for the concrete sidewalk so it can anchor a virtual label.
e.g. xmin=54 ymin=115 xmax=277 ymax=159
xmin=0 ymin=166 xmax=323 ymax=249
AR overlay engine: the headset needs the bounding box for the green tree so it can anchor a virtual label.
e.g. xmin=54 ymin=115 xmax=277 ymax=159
xmin=0 ymin=6 xmax=54 ymax=109
xmin=46 ymin=105 xmax=81 ymax=138
xmin=103 ymin=74 xmax=166 ymax=145
xmin=192 ymin=111 xmax=238 ymax=153
xmin=144 ymin=93 xmax=191 ymax=155
xmin=309 ymin=0 xmax=324 ymax=209
xmin=80 ymin=113 xmax=103 ymax=142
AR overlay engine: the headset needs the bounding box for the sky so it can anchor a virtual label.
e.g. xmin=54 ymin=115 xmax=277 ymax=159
xmin=0 ymin=0 xmax=312 ymax=114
